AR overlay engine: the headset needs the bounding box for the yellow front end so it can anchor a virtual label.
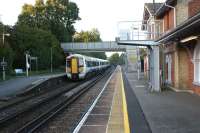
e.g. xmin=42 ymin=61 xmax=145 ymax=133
xmin=71 ymin=58 xmax=78 ymax=74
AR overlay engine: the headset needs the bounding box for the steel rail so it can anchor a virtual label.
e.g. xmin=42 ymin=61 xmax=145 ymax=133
xmin=15 ymin=69 xmax=112 ymax=133
xmin=0 ymin=80 xmax=84 ymax=126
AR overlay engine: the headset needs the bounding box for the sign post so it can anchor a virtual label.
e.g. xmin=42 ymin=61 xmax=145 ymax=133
xmin=26 ymin=53 xmax=30 ymax=77
xmin=1 ymin=57 xmax=7 ymax=81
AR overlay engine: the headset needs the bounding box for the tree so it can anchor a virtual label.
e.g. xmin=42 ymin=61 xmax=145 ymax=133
xmin=10 ymin=24 xmax=64 ymax=70
xmin=73 ymin=28 xmax=106 ymax=59
xmin=119 ymin=53 xmax=126 ymax=65
xmin=73 ymin=28 xmax=101 ymax=42
xmin=17 ymin=0 xmax=80 ymax=42
xmin=109 ymin=53 xmax=125 ymax=65
xmin=0 ymin=23 xmax=14 ymax=73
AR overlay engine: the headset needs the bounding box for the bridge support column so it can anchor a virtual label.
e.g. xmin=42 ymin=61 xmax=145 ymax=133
xmin=148 ymin=46 xmax=160 ymax=92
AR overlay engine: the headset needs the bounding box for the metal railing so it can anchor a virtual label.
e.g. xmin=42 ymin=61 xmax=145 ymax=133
xmin=117 ymin=20 xmax=164 ymax=41
xmin=61 ymin=41 xmax=127 ymax=52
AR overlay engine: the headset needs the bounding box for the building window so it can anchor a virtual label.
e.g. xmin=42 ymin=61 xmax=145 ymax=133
xmin=166 ymin=54 xmax=172 ymax=84
xmin=194 ymin=43 xmax=200 ymax=84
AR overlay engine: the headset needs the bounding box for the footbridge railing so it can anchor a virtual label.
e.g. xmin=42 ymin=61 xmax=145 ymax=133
xmin=61 ymin=41 xmax=127 ymax=52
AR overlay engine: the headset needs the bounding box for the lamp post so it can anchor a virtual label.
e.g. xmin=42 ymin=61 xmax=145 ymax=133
xmin=1 ymin=24 xmax=10 ymax=81
xmin=50 ymin=46 xmax=56 ymax=73
xmin=50 ymin=47 xmax=53 ymax=73
xmin=25 ymin=51 xmax=30 ymax=77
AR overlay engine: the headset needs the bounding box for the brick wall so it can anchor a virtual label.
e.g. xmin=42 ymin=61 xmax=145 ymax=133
xmin=171 ymin=53 xmax=175 ymax=86
xmin=188 ymin=0 xmax=200 ymax=17
xmin=168 ymin=9 xmax=174 ymax=29
xmin=178 ymin=46 xmax=190 ymax=89
xmin=176 ymin=43 xmax=200 ymax=94
xmin=163 ymin=9 xmax=174 ymax=33
xmin=187 ymin=43 xmax=200 ymax=94
xmin=176 ymin=0 xmax=189 ymax=25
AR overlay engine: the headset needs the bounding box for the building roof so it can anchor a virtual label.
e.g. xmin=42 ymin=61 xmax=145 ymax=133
xmin=155 ymin=0 xmax=176 ymax=18
xmin=144 ymin=3 xmax=163 ymax=15
xmin=142 ymin=3 xmax=163 ymax=26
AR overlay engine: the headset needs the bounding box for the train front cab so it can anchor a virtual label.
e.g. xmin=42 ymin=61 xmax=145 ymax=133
xmin=67 ymin=57 xmax=85 ymax=80
xmin=67 ymin=57 xmax=79 ymax=80
xmin=72 ymin=58 xmax=79 ymax=80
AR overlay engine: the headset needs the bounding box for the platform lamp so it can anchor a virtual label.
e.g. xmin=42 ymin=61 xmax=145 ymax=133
xmin=1 ymin=17 xmax=10 ymax=81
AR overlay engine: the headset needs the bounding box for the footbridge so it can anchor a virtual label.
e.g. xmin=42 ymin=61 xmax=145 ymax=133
xmin=61 ymin=41 xmax=126 ymax=52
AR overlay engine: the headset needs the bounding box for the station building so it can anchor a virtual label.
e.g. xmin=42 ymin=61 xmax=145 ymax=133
xmin=143 ymin=0 xmax=200 ymax=94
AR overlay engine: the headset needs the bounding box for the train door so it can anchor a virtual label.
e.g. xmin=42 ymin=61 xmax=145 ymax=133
xmin=71 ymin=58 xmax=78 ymax=74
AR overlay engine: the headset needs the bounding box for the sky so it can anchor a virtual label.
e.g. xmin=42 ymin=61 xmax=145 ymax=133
xmin=0 ymin=0 xmax=165 ymax=41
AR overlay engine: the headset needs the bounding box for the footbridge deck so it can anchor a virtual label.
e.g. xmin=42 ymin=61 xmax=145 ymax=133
xmin=61 ymin=41 xmax=126 ymax=52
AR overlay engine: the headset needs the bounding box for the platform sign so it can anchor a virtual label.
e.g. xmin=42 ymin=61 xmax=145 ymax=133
xmin=0 ymin=61 xmax=7 ymax=67
xmin=30 ymin=57 xmax=37 ymax=60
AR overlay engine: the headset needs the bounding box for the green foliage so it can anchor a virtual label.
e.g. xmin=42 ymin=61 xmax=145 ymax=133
xmin=81 ymin=52 xmax=107 ymax=60
xmin=109 ymin=53 xmax=125 ymax=65
xmin=0 ymin=46 xmax=14 ymax=73
xmin=119 ymin=53 xmax=126 ymax=65
xmin=0 ymin=23 xmax=14 ymax=73
xmin=73 ymin=28 xmax=101 ymax=42
xmin=0 ymin=0 xmax=81 ymax=75
xmin=74 ymin=28 xmax=105 ymax=59
xmin=17 ymin=0 xmax=80 ymax=42
xmin=139 ymin=48 xmax=147 ymax=60
xmin=10 ymin=24 xmax=64 ymax=70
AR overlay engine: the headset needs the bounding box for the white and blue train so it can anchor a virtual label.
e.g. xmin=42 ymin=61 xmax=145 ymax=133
xmin=66 ymin=54 xmax=109 ymax=80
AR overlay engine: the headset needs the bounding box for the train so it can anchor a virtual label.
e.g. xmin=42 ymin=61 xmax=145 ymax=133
xmin=66 ymin=54 xmax=110 ymax=80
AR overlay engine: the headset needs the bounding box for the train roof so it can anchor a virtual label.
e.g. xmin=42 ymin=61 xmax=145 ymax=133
xmin=67 ymin=54 xmax=109 ymax=62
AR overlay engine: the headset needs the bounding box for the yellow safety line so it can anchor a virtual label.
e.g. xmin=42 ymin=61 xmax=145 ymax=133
xmin=121 ymin=71 xmax=130 ymax=133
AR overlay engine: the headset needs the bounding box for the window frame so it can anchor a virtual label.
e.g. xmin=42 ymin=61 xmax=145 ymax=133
xmin=193 ymin=43 xmax=200 ymax=85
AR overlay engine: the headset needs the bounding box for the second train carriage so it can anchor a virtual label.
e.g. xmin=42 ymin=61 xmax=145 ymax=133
xmin=66 ymin=54 xmax=109 ymax=80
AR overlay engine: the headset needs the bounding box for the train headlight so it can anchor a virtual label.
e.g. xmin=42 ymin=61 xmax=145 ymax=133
xmin=79 ymin=67 xmax=84 ymax=73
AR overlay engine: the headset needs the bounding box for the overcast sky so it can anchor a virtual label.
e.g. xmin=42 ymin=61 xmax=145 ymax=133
xmin=0 ymin=0 xmax=164 ymax=41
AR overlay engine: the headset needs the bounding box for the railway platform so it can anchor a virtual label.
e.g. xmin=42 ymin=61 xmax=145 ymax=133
xmin=125 ymin=71 xmax=200 ymax=133
xmin=0 ymin=73 xmax=65 ymax=99
xmin=73 ymin=66 xmax=152 ymax=133
xmin=73 ymin=66 xmax=130 ymax=133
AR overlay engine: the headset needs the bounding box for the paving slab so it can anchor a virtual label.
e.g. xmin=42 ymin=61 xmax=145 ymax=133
xmin=124 ymin=70 xmax=200 ymax=133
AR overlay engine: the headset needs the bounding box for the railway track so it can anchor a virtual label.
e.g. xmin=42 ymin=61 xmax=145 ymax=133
xmin=15 ymin=69 xmax=113 ymax=133
xmin=0 ymin=78 xmax=86 ymax=132
xmin=0 ymin=68 xmax=113 ymax=133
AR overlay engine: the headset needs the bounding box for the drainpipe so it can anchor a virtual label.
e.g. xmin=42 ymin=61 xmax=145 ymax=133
xmin=147 ymin=15 xmax=154 ymax=39
xmin=164 ymin=2 xmax=176 ymax=27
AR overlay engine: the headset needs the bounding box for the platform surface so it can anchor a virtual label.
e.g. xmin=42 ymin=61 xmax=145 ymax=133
xmin=124 ymin=70 xmax=200 ymax=133
xmin=75 ymin=67 xmax=130 ymax=133
xmin=0 ymin=73 xmax=65 ymax=98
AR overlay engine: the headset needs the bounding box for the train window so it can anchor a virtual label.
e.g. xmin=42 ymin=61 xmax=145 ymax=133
xmin=87 ymin=61 xmax=92 ymax=67
xmin=91 ymin=61 xmax=93 ymax=67
xmin=79 ymin=58 xmax=84 ymax=67
xmin=86 ymin=61 xmax=90 ymax=67
xmin=67 ymin=60 xmax=71 ymax=67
